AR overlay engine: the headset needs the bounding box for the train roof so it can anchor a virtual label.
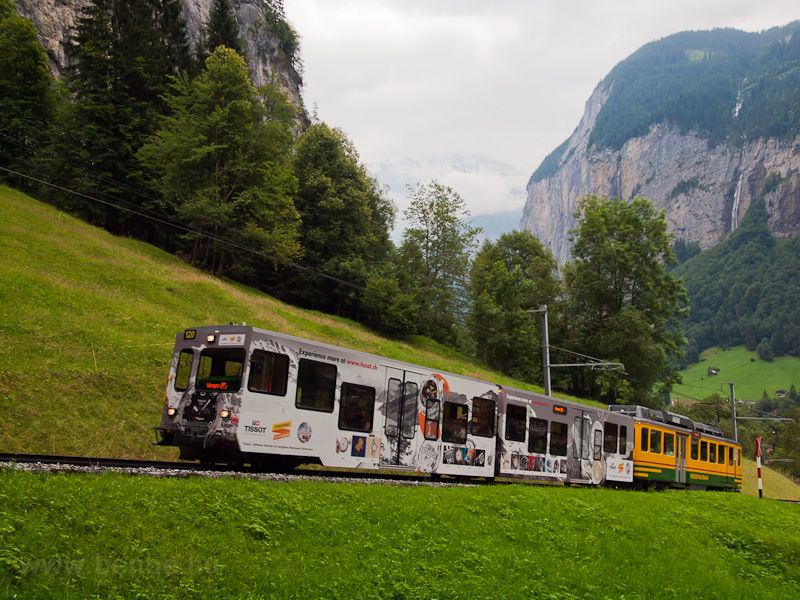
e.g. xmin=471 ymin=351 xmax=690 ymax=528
xmin=607 ymin=404 xmax=732 ymax=440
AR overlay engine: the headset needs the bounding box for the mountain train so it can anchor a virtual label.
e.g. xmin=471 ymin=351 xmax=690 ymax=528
xmin=155 ymin=325 xmax=742 ymax=490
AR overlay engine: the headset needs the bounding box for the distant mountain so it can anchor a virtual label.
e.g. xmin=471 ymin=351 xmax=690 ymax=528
xmin=521 ymin=22 xmax=800 ymax=263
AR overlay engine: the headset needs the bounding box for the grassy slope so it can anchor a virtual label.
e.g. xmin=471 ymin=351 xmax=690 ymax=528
xmin=2 ymin=469 xmax=800 ymax=600
xmin=0 ymin=186 xmax=599 ymax=460
xmin=671 ymin=346 xmax=800 ymax=402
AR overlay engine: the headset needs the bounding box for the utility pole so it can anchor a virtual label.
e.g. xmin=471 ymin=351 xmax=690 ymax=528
xmin=729 ymin=380 xmax=738 ymax=442
xmin=526 ymin=306 xmax=551 ymax=396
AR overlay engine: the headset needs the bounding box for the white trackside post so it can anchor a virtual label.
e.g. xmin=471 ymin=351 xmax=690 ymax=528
xmin=756 ymin=434 xmax=763 ymax=499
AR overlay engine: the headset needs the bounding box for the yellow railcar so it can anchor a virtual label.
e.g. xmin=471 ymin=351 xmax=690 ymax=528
xmin=610 ymin=406 xmax=742 ymax=490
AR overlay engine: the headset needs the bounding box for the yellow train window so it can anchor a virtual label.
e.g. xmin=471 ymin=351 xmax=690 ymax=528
xmin=650 ymin=429 xmax=661 ymax=454
xmin=664 ymin=433 xmax=675 ymax=457
xmin=710 ymin=443 xmax=717 ymax=463
xmin=641 ymin=427 xmax=649 ymax=452
xmin=718 ymin=445 xmax=726 ymax=465
xmin=700 ymin=441 xmax=708 ymax=461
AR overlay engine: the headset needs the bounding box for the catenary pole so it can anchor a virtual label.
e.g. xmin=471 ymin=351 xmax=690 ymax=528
xmin=729 ymin=380 xmax=738 ymax=442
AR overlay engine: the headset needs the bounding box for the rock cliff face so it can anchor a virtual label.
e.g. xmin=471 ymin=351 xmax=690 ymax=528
xmin=520 ymin=84 xmax=800 ymax=264
xmin=13 ymin=0 xmax=302 ymax=108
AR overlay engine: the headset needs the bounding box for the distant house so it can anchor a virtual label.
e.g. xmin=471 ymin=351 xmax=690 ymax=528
xmin=707 ymin=368 xmax=719 ymax=376
xmin=775 ymin=390 xmax=788 ymax=397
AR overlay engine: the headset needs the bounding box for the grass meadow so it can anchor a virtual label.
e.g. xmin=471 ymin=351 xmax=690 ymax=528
xmin=2 ymin=469 xmax=800 ymax=600
xmin=671 ymin=346 xmax=800 ymax=403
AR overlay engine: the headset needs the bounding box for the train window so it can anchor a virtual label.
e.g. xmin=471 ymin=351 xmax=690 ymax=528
xmin=640 ymin=427 xmax=649 ymax=452
xmin=593 ymin=429 xmax=602 ymax=460
xmin=718 ymin=445 xmax=726 ymax=465
xmin=582 ymin=418 xmax=591 ymax=460
xmin=650 ymin=429 xmax=661 ymax=454
xmin=295 ymin=359 xmax=336 ymax=412
xmin=700 ymin=441 xmax=708 ymax=461
xmin=573 ymin=417 xmax=581 ymax=459
xmin=174 ymin=350 xmax=194 ymax=391
xmin=603 ymin=422 xmax=618 ymax=453
xmin=620 ymin=426 xmax=628 ymax=457
xmin=691 ymin=437 xmax=698 ymax=460
xmin=248 ymin=350 xmax=289 ymax=396
xmin=402 ymin=382 xmax=418 ymax=439
xmin=471 ymin=397 xmax=496 ymax=438
xmin=664 ymin=433 xmax=675 ymax=457
xmin=197 ymin=348 xmax=245 ymax=392
xmin=506 ymin=404 xmax=527 ymax=442
xmin=736 ymin=448 xmax=740 ymax=466
xmin=550 ymin=422 xmax=568 ymax=457
xmin=338 ymin=383 xmax=375 ymax=433
xmin=728 ymin=446 xmax=734 ymax=466
xmin=442 ymin=402 xmax=468 ymax=444
xmin=710 ymin=443 xmax=717 ymax=463
xmin=385 ymin=378 xmax=402 ymax=437
xmin=528 ymin=418 xmax=548 ymax=454
xmin=421 ymin=380 xmax=440 ymax=440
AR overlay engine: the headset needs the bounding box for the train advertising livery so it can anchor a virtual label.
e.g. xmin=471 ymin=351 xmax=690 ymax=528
xmin=157 ymin=325 xmax=742 ymax=491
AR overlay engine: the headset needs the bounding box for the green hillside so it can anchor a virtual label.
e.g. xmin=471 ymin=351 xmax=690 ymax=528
xmin=671 ymin=346 xmax=800 ymax=403
xmin=0 ymin=185 xmax=596 ymax=460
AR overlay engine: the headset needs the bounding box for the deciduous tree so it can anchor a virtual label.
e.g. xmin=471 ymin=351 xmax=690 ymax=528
xmin=288 ymin=123 xmax=394 ymax=315
xmin=563 ymin=195 xmax=688 ymax=406
xmin=469 ymin=230 xmax=559 ymax=381
xmin=400 ymin=180 xmax=481 ymax=342
xmin=138 ymin=47 xmax=301 ymax=276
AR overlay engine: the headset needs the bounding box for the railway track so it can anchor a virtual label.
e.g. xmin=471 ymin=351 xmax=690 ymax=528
xmin=0 ymin=452 xmax=484 ymax=486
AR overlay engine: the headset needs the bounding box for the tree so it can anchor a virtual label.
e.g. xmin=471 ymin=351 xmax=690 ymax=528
xmin=0 ymin=0 xmax=14 ymax=19
xmin=138 ymin=47 xmax=301 ymax=276
xmin=0 ymin=10 xmax=54 ymax=188
xmin=469 ymin=230 xmax=559 ymax=381
xmin=287 ymin=123 xmax=395 ymax=315
xmin=399 ymin=181 xmax=481 ymax=342
xmin=745 ymin=324 xmax=758 ymax=351
xmin=44 ymin=0 xmax=192 ymax=236
xmin=563 ymin=195 xmax=688 ymax=406
xmin=198 ymin=0 xmax=246 ymax=62
xmin=757 ymin=337 xmax=774 ymax=362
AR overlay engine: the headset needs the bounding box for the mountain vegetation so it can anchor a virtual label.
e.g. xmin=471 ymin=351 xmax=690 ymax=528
xmin=588 ymin=22 xmax=800 ymax=151
xmin=673 ymin=199 xmax=800 ymax=364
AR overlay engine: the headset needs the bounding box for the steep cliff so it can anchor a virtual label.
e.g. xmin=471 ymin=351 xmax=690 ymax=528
xmin=520 ymin=26 xmax=800 ymax=264
xmin=13 ymin=0 xmax=302 ymax=108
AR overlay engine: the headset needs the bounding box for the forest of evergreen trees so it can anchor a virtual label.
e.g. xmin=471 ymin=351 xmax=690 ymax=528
xmin=588 ymin=22 xmax=800 ymax=151
xmin=673 ymin=198 xmax=800 ymax=364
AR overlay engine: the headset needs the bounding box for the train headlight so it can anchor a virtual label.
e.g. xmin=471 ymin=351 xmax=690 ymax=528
xmin=206 ymin=334 xmax=216 ymax=343
xmin=220 ymin=410 xmax=231 ymax=419
xmin=167 ymin=408 xmax=177 ymax=416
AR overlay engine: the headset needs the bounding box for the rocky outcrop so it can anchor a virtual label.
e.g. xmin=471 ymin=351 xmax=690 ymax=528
xmin=521 ymin=84 xmax=800 ymax=264
xmin=13 ymin=0 xmax=302 ymax=108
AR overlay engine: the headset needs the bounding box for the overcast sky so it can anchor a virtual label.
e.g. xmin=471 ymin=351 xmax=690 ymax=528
xmin=283 ymin=0 xmax=800 ymax=234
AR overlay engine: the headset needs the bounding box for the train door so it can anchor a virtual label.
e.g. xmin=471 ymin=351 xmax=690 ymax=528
xmin=675 ymin=434 xmax=688 ymax=485
xmin=381 ymin=367 xmax=423 ymax=467
xmin=573 ymin=411 xmax=595 ymax=482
